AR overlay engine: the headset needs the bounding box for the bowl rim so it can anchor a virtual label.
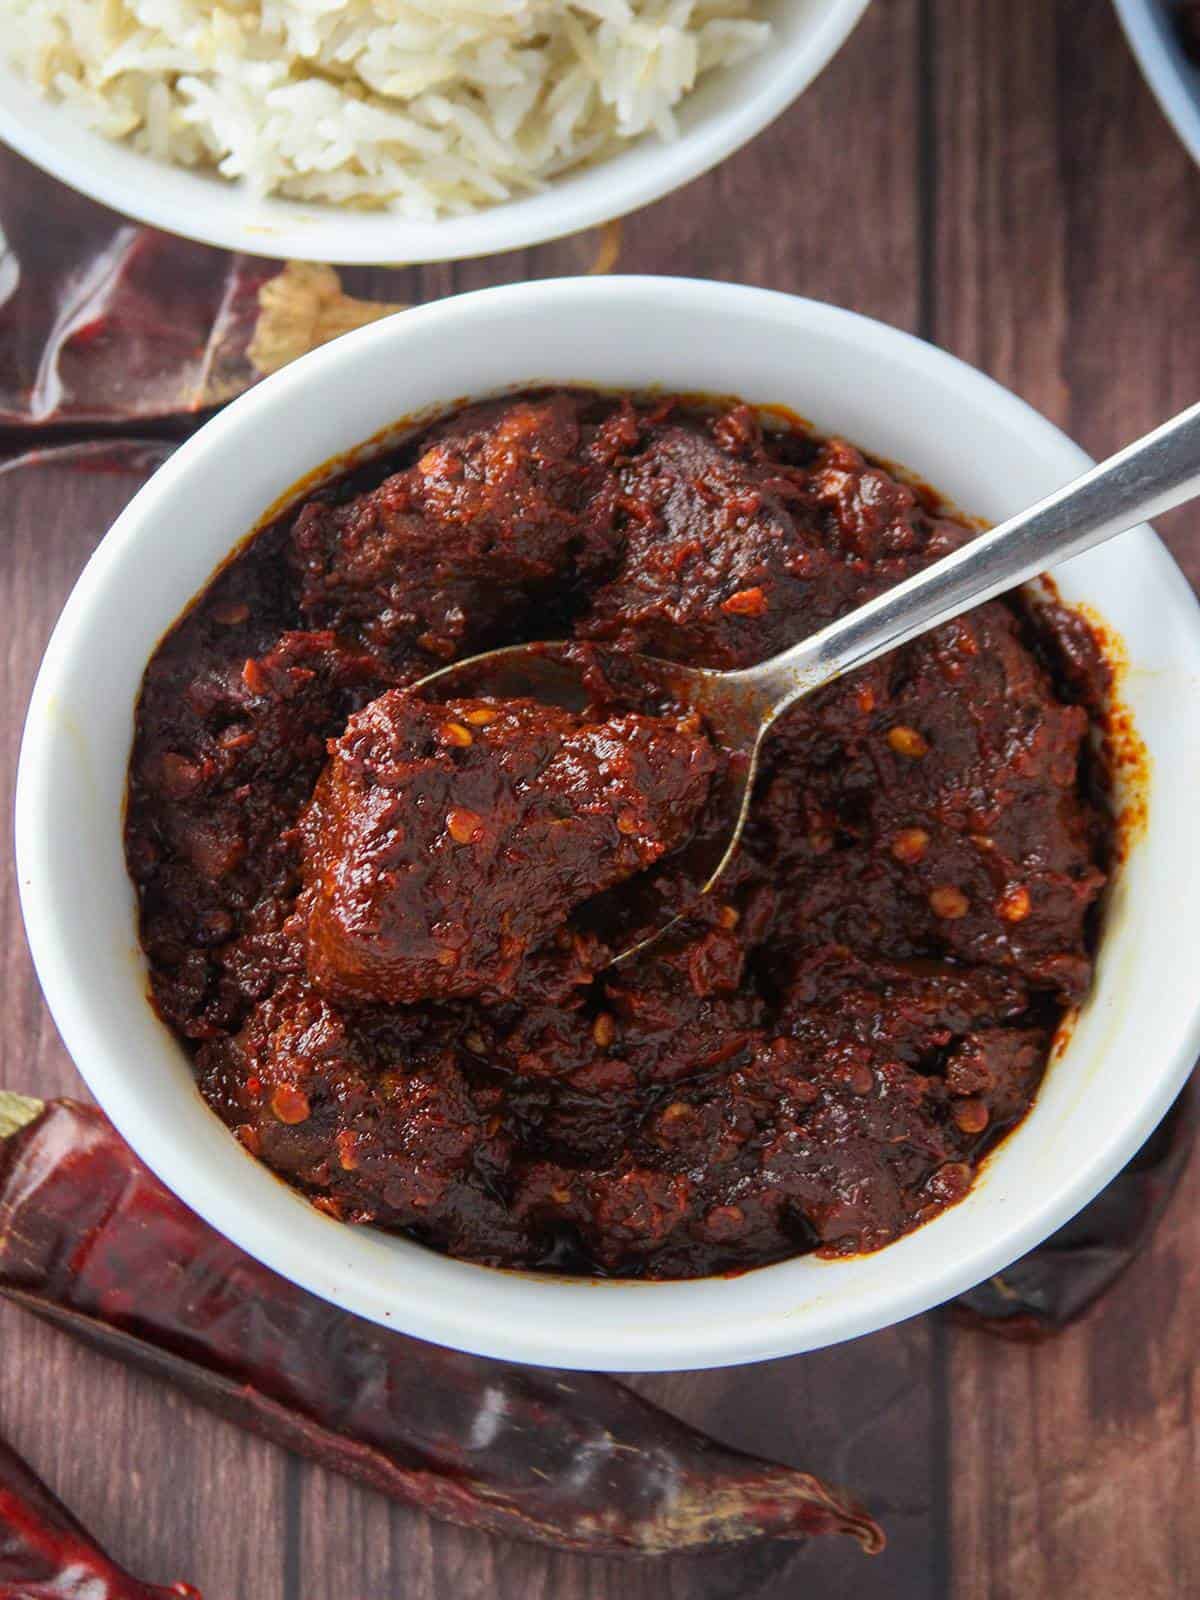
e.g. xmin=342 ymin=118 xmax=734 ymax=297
xmin=1112 ymin=0 xmax=1200 ymax=167
xmin=0 ymin=0 xmax=871 ymax=265
xmin=16 ymin=275 xmax=1200 ymax=1371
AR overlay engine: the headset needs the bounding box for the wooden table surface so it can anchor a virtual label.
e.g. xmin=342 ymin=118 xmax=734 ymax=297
xmin=2 ymin=2 xmax=1199 ymax=1595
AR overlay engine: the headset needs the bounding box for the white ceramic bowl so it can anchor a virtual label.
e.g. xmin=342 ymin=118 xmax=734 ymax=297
xmin=1113 ymin=0 xmax=1200 ymax=166
xmin=17 ymin=277 xmax=1200 ymax=1372
xmin=0 ymin=0 xmax=869 ymax=265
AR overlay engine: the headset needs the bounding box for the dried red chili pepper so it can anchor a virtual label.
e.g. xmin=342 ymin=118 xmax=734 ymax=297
xmin=0 ymin=1429 xmax=200 ymax=1599
xmin=0 ymin=149 xmax=274 ymax=428
xmin=0 ymin=149 xmax=622 ymax=430
xmin=949 ymin=1079 xmax=1196 ymax=1340
xmin=0 ymin=1095 xmax=882 ymax=1559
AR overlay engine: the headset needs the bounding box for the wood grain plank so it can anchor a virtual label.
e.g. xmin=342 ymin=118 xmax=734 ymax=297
xmin=1055 ymin=0 xmax=1200 ymax=586
xmin=930 ymin=0 xmax=1069 ymax=422
xmin=946 ymin=1146 xmax=1200 ymax=1600
xmin=0 ymin=443 xmax=290 ymax=1600
xmin=932 ymin=3 xmax=1200 ymax=1597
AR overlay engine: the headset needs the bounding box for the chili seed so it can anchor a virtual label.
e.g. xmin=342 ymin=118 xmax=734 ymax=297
xmin=436 ymin=945 xmax=460 ymax=967
xmin=463 ymin=706 xmax=499 ymax=726
xmin=998 ymin=885 xmax=1032 ymax=923
xmin=550 ymin=1185 xmax=573 ymax=1205
xmin=592 ymin=1012 xmax=616 ymax=1049
xmin=336 ymin=1130 xmax=360 ymax=1170
xmin=856 ymin=684 xmax=876 ymax=715
xmin=659 ymin=1100 xmax=694 ymax=1127
xmin=887 ymin=724 xmax=929 ymax=758
xmin=241 ymin=657 xmax=269 ymax=696
xmin=446 ymin=807 xmax=484 ymax=844
xmin=721 ymin=586 xmax=768 ymax=617
xmin=213 ymin=600 xmax=250 ymax=625
xmin=716 ymin=903 xmax=740 ymax=930
xmin=616 ymin=808 xmax=640 ymax=836
xmin=891 ymin=827 xmax=930 ymax=864
xmin=440 ymin=721 xmax=474 ymax=747
xmin=235 ymin=1124 xmax=261 ymax=1156
xmin=465 ymin=1030 xmax=487 ymax=1054
xmin=953 ymin=1098 xmax=991 ymax=1135
xmin=271 ymin=1085 xmax=310 ymax=1125
xmin=930 ymin=884 xmax=969 ymax=919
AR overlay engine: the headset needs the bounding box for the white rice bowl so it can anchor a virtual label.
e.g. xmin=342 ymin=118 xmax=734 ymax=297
xmin=0 ymin=0 xmax=771 ymax=218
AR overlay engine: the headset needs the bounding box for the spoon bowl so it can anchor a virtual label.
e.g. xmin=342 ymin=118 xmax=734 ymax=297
xmin=415 ymin=639 xmax=769 ymax=962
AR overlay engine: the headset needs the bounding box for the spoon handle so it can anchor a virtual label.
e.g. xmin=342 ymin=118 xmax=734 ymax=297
xmin=743 ymin=397 xmax=1200 ymax=724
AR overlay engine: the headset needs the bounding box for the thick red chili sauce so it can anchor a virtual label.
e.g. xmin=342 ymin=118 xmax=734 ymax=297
xmin=125 ymin=391 xmax=1112 ymax=1278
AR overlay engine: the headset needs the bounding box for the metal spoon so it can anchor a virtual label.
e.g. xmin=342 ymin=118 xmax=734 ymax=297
xmin=417 ymin=399 xmax=1200 ymax=963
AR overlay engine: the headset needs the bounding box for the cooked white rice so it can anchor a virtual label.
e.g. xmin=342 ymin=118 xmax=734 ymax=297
xmin=1 ymin=0 xmax=771 ymax=218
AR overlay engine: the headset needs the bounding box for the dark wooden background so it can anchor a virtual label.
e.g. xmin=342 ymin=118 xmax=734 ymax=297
xmin=3 ymin=1 xmax=1199 ymax=1595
